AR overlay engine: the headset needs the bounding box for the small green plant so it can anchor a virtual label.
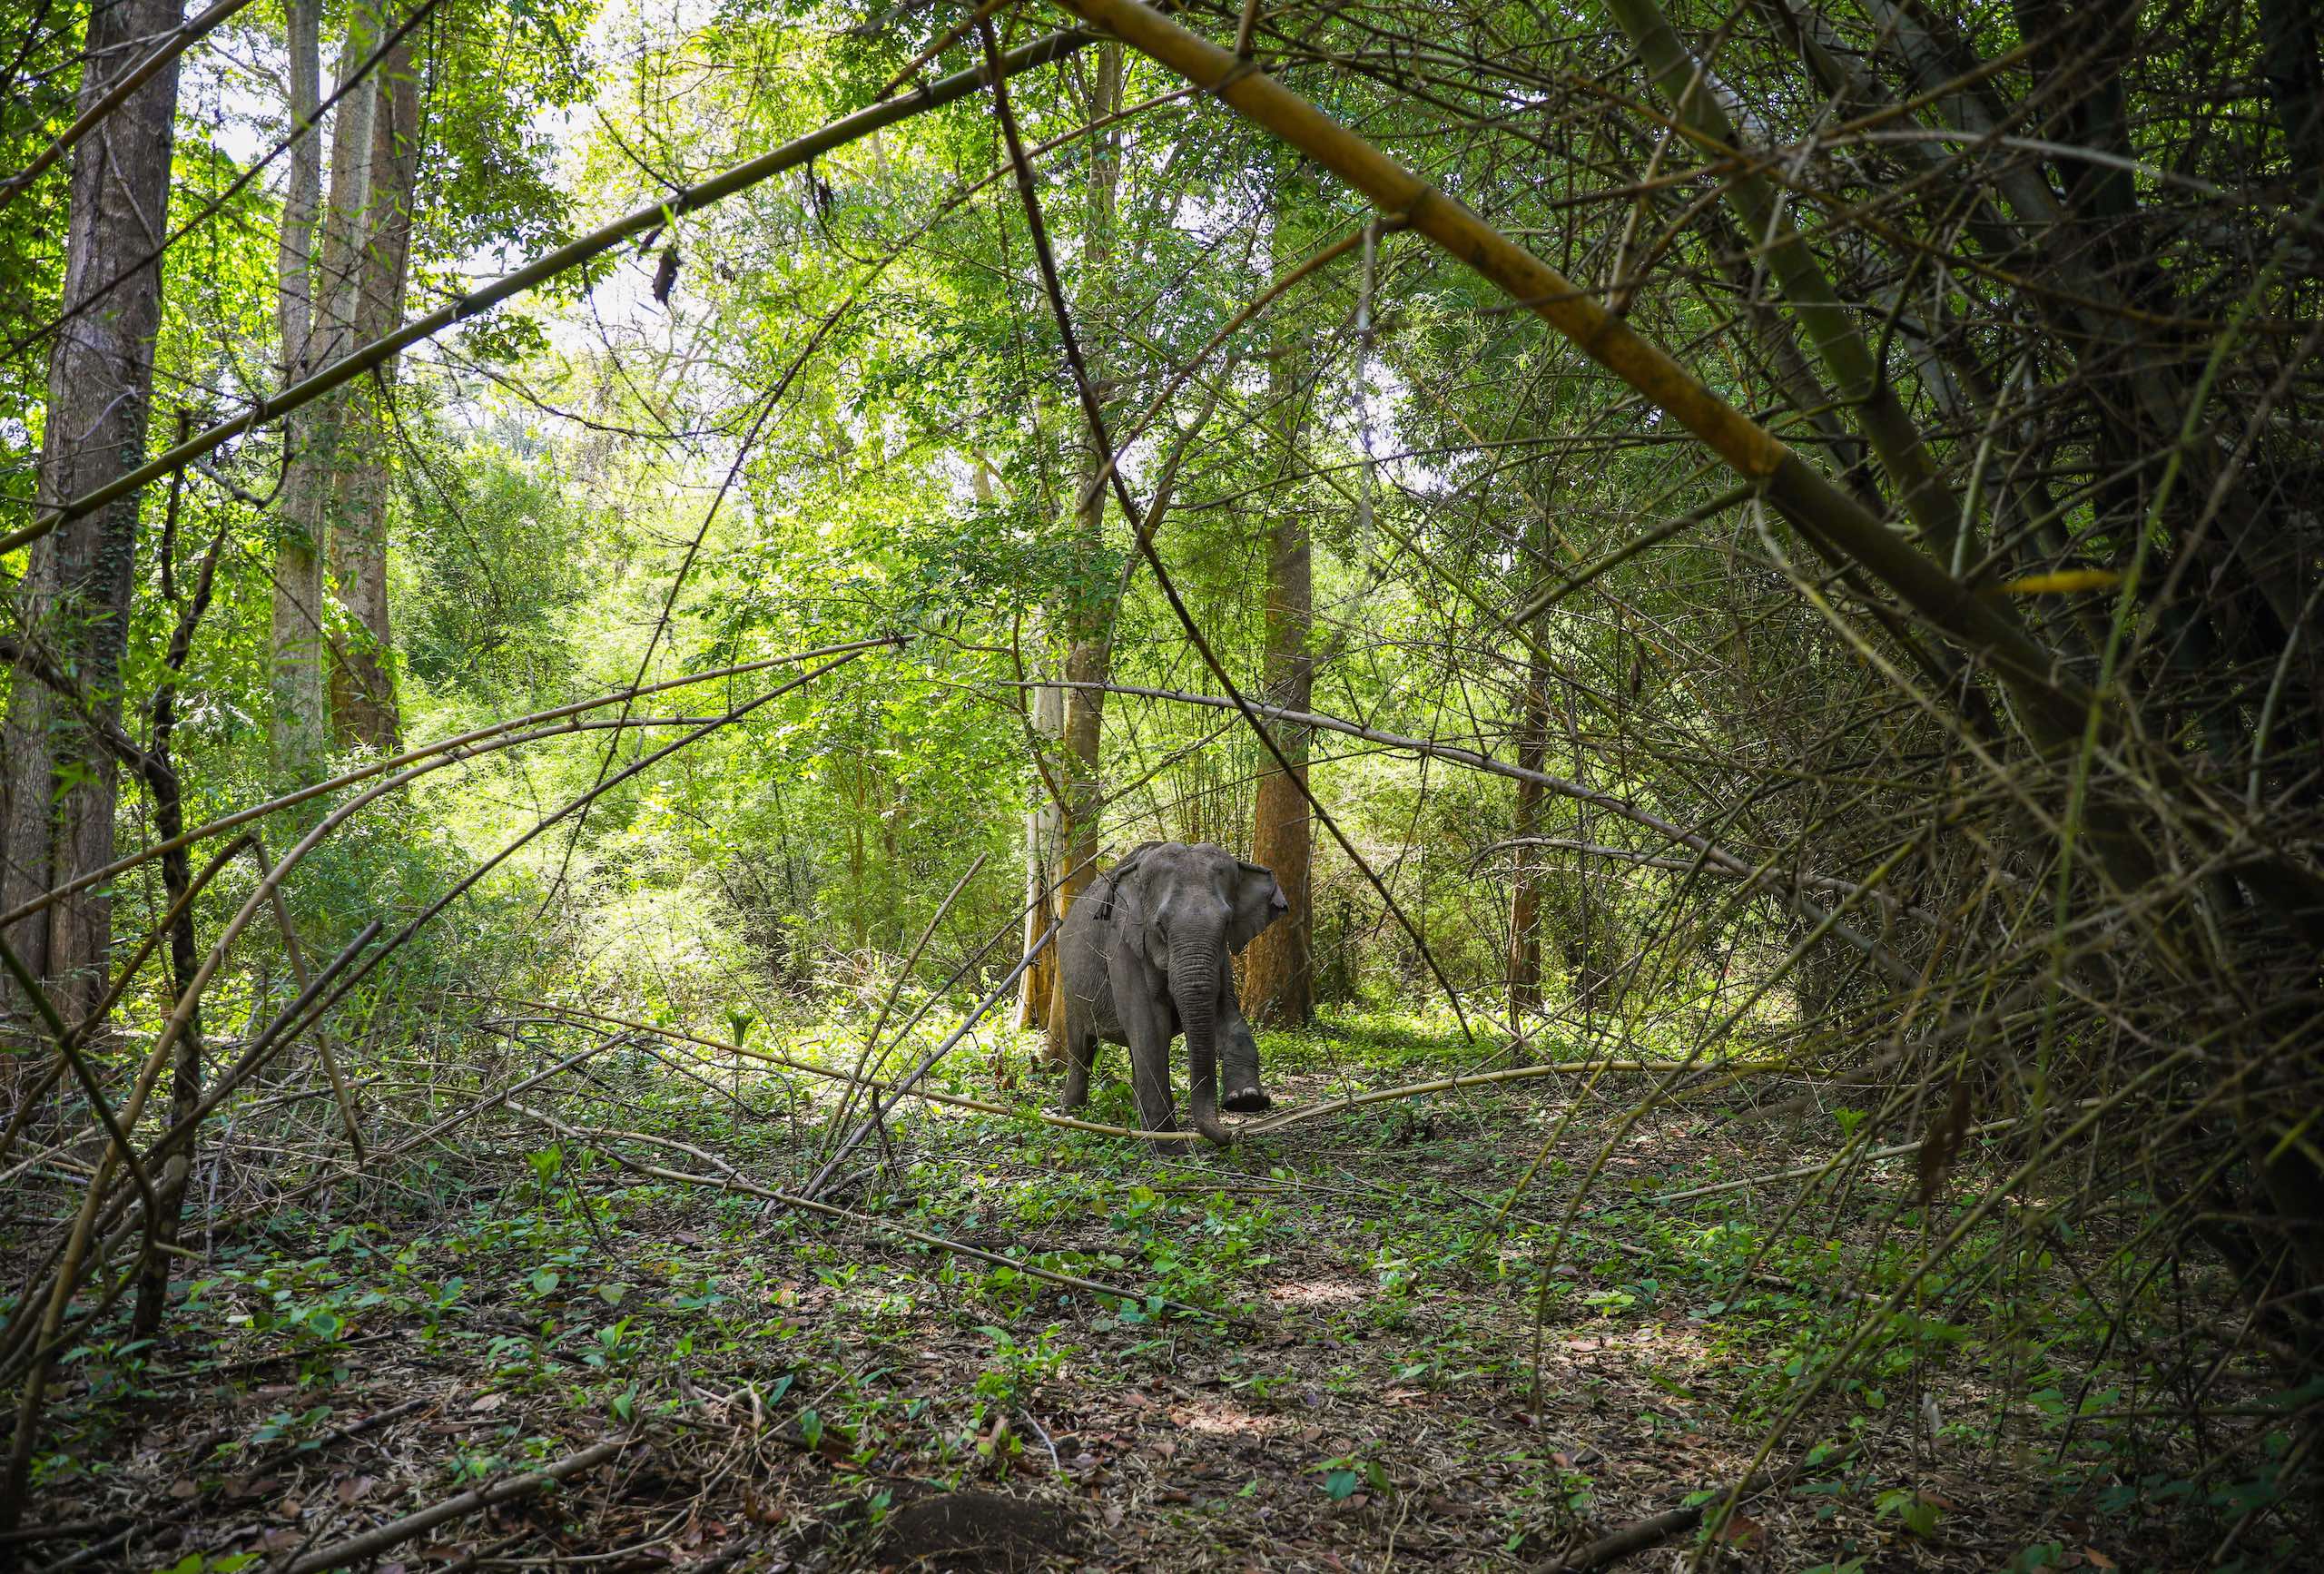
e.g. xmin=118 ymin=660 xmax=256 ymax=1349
xmin=1314 ymin=1455 xmax=1390 ymax=1502
xmin=1874 ymin=1487 xmax=1942 ymax=1538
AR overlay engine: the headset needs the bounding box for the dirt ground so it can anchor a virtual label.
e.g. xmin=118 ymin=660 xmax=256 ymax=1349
xmin=10 ymin=1018 xmax=2272 ymax=1572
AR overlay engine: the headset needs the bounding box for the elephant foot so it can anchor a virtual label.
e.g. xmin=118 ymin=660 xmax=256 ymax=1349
xmin=1221 ymin=1085 xmax=1272 ymax=1113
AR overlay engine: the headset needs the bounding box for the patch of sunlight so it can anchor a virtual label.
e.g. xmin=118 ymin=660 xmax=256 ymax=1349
xmin=1268 ymin=1277 xmax=1364 ymax=1308
xmin=1171 ymin=1395 xmax=1289 ymax=1438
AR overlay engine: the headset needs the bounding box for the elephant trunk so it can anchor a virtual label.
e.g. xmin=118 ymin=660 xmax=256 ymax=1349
xmin=1170 ymin=917 xmax=1233 ymax=1146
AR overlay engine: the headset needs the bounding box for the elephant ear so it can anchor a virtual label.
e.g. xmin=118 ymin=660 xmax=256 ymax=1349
xmin=1095 ymin=841 xmax=1167 ymax=924
xmin=1104 ymin=858 xmax=1170 ymax=971
xmin=1227 ymin=861 xmax=1289 ymax=952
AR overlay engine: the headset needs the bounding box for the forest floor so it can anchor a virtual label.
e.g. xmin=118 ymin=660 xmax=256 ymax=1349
xmin=15 ymin=1010 xmax=2286 ymax=1573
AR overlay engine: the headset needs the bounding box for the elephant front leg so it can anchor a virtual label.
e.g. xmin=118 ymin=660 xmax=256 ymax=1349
xmin=1119 ymin=997 xmax=1180 ymax=1143
xmin=1217 ymin=975 xmax=1272 ymax=1113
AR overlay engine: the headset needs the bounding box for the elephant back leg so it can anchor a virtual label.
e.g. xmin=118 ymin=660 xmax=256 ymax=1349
xmin=1060 ymin=1015 xmax=1099 ymax=1109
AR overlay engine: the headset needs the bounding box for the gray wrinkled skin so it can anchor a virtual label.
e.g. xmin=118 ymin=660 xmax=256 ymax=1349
xmin=1053 ymin=841 xmax=1287 ymax=1146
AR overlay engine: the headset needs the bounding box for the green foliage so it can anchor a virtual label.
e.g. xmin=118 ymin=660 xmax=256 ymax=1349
xmin=397 ymin=432 xmax=596 ymax=703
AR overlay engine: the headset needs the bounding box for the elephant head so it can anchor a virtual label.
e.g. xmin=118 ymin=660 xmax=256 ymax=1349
xmin=1118 ymin=842 xmax=1287 ymax=1142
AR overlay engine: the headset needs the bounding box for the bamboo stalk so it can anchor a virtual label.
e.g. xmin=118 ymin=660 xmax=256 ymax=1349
xmin=281 ymin=1438 xmax=627 ymax=1574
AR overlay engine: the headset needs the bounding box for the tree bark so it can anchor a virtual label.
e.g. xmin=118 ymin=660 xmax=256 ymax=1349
xmin=1017 ymin=668 xmax=1063 ymax=1031
xmin=326 ymin=34 xmax=419 ymax=752
xmin=0 ymin=0 xmax=186 ymax=1058
xmin=1244 ymin=167 xmax=1316 ymax=1028
xmin=1040 ymin=40 xmax=1125 ymax=1055
xmin=271 ymin=0 xmax=383 ymax=781
xmin=277 ymin=0 xmax=321 ymax=384
xmin=1506 ymin=517 xmax=1552 ymax=1022
xmin=2260 ymin=0 xmax=2324 ymax=202
xmin=132 ymin=447 xmax=213 ymax=1339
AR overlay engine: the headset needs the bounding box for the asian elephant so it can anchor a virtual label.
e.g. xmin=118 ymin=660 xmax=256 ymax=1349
xmin=1053 ymin=841 xmax=1287 ymax=1146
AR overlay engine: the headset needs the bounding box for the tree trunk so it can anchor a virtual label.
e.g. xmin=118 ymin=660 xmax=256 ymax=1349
xmin=271 ymin=0 xmax=383 ymax=781
xmin=1243 ymin=188 xmax=1315 ymax=1027
xmin=132 ymin=451 xmax=211 ymax=1340
xmin=2260 ymin=0 xmax=2324 ymax=202
xmin=277 ymin=0 xmax=321 ymax=384
xmin=1017 ymin=670 xmax=1063 ymax=1031
xmin=1039 ymin=40 xmax=1125 ymax=1055
xmin=0 ymin=0 xmax=186 ymax=1057
xmin=327 ymin=34 xmax=419 ymax=752
xmin=1506 ymin=526 xmax=1552 ymax=1022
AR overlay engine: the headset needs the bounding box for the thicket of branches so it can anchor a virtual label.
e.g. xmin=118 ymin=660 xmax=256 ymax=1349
xmin=1 ymin=0 xmax=2319 ymax=1554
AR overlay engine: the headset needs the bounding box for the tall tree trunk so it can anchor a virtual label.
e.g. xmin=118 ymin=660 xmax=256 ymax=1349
xmin=0 ymin=0 xmax=185 ymax=1526
xmin=1018 ymin=667 xmax=1063 ymax=1031
xmin=277 ymin=0 xmax=320 ymax=385
xmin=326 ymin=35 xmax=419 ymax=752
xmin=0 ymin=0 xmax=186 ymax=1060
xmin=1243 ymin=178 xmax=1315 ymax=1026
xmin=1040 ymin=40 xmax=1125 ymax=1054
xmin=2260 ymin=0 xmax=2324 ymax=202
xmin=1506 ymin=516 xmax=1552 ymax=1023
xmin=132 ymin=444 xmax=212 ymax=1339
xmin=271 ymin=0 xmax=382 ymax=781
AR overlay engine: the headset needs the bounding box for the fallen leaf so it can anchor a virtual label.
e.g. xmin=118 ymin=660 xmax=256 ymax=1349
xmin=1714 ymin=1512 xmax=1763 ymax=1548
xmin=2086 ymin=1552 xmax=2117 ymax=1570
xmin=170 ymin=1479 xmax=199 ymax=1500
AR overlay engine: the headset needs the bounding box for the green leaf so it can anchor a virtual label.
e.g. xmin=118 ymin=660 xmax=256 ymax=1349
xmin=1323 ymin=1469 xmax=1360 ymax=1501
